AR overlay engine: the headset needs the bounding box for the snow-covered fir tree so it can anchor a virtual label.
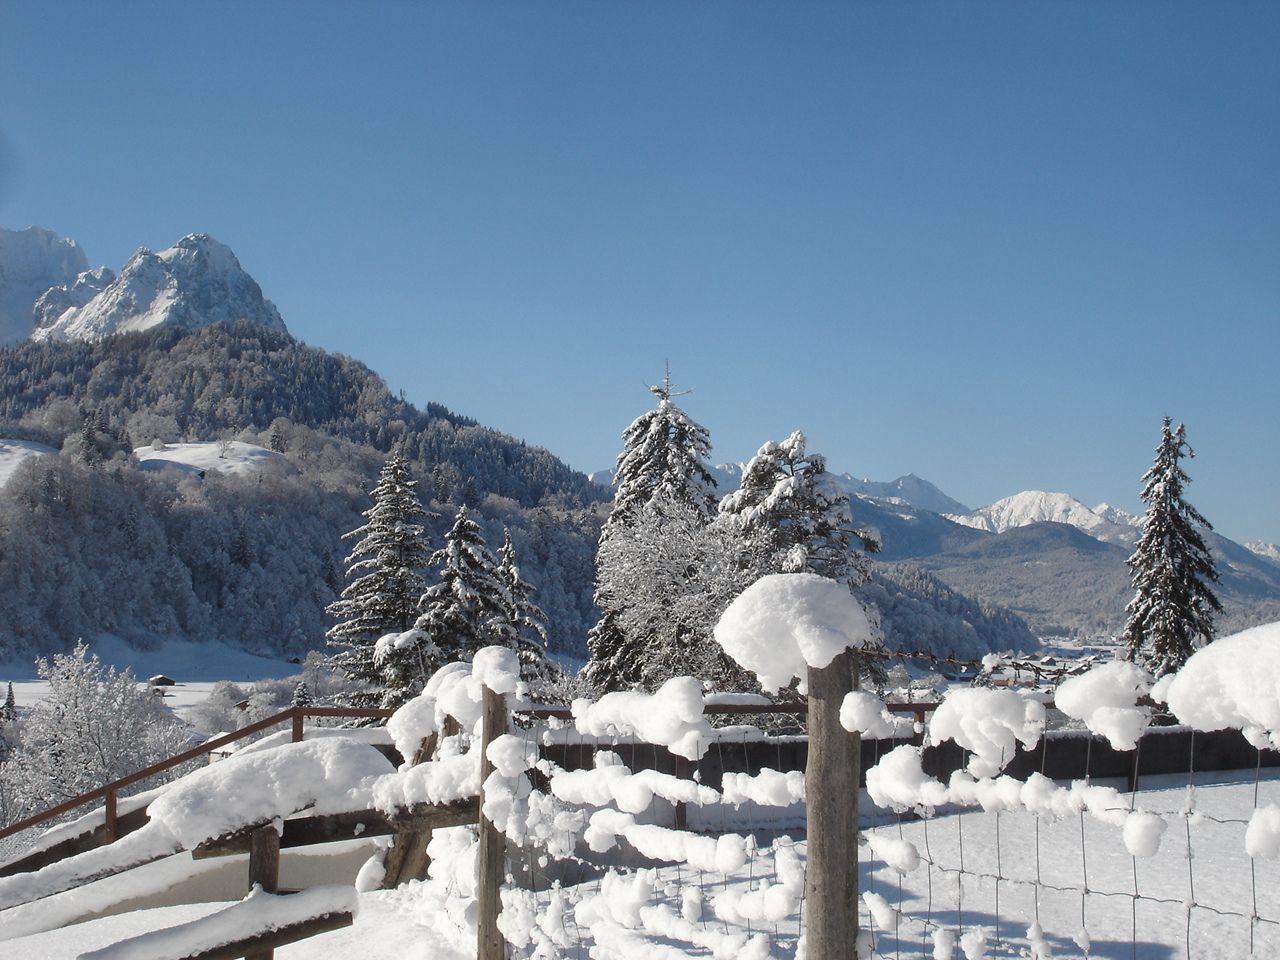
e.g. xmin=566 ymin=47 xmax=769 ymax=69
xmin=391 ymin=506 xmax=511 ymax=701
xmin=718 ymin=430 xmax=885 ymax=682
xmin=1123 ymin=418 xmax=1222 ymax=676
xmin=290 ymin=680 xmax=313 ymax=708
xmin=326 ymin=452 xmax=435 ymax=707
xmin=497 ymin=527 xmax=557 ymax=687
xmin=718 ymin=430 xmax=879 ymax=585
xmin=585 ymin=372 xmax=720 ymax=691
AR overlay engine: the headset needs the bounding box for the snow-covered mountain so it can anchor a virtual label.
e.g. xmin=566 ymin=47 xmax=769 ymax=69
xmin=589 ymin=464 xmax=969 ymax=516
xmin=32 ymin=234 xmax=285 ymax=343
xmin=1246 ymin=541 xmax=1280 ymax=566
xmin=945 ymin=490 xmax=1140 ymax=545
xmin=0 ymin=226 xmax=90 ymax=345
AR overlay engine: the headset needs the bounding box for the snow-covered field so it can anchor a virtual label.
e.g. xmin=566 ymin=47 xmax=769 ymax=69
xmin=132 ymin=440 xmax=289 ymax=478
xmin=0 ymin=634 xmax=301 ymax=719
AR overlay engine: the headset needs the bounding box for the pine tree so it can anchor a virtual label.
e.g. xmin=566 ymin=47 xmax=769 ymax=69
xmin=718 ymin=430 xmax=878 ymax=585
xmin=326 ymin=452 xmax=435 ymax=707
xmin=718 ymin=430 xmax=884 ymax=683
xmin=395 ymin=508 xmax=512 ymax=699
xmin=609 ymin=369 xmax=718 ymax=526
xmin=497 ymin=527 xmax=555 ymax=686
xmin=1123 ymin=418 xmax=1222 ymax=676
xmin=2 ymin=682 xmax=14 ymax=722
xmin=290 ymin=680 xmax=313 ymax=708
xmin=585 ymin=371 xmax=719 ymax=691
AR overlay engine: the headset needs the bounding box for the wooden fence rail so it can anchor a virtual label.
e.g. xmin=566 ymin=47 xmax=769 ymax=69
xmin=0 ymin=706 xmax=393 ymax=874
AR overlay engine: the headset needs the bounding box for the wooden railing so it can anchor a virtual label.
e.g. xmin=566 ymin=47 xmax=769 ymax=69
xmin=0 ymin=705 xmax=393 ymax=872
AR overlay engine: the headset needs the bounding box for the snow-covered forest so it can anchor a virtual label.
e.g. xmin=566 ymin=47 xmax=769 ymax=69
xmin=0 ymin=323 xmax=1043 ymax=670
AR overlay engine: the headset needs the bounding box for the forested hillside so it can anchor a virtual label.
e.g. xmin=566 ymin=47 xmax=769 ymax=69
xmin=0 ymin=321 xmax=601 ymax=508
xmin=0 ymin=323 xmax=604 ymax=663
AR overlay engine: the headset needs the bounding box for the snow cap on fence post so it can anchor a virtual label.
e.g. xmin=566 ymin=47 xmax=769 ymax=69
xmin=1164 ymin=622 xmax=1280 ymax=750
xmin=713 ymin=572 xmax=879 ymax=694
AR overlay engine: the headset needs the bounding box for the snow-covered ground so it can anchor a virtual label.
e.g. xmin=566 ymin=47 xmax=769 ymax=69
xmin=9 ymin=772 xmax=1276 ymax=958
xmin=0 ymin=634 xmax=301 ymax=716
xmin=132 ymin=440 xmax=289 ymax=478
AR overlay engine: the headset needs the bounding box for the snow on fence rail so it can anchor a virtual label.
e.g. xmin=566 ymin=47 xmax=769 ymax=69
xmin=390 ymin=622 xmax=1280 ymax=958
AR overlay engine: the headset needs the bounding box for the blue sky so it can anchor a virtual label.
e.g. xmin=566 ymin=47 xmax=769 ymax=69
xmin=1 ymin=2 xmax=1277 ymax=542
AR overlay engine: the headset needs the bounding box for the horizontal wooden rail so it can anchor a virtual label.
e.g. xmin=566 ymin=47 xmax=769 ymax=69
xmin=192 ymin=798 xmax=481 ymax=859
xmin=519 ymin=700 xmax=943 ymax=720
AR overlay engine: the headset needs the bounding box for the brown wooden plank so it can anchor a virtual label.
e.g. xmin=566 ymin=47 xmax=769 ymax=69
xmin=248 ymin=826 xmax=280 ymax=894
xmin=0 ymin=804 xmax=151 ymax=878
xmin=476 ymin=684 xmax=507 ymax=960
xmin=804 ymin=649 xmax=860 ymax=959
xmin=185 ymin=911 xmax=353 ymax=960
xmin=191 ymin=798 xmax=479 ymax=859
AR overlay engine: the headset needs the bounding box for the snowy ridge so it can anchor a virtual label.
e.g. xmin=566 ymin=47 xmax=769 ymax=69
xmin=0 ymin=226 xmax=89 ymax=344
xmin=945 ymin=490 xmax=1140 ymax=544
xmin=1246 ymin=541 xmax=1280 ymax=566
xmin=32 ymin=234 xmax=286 ymax=343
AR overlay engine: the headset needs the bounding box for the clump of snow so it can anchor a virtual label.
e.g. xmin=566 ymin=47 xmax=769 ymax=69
xmin=928 ymin=688 xmax=1044 ymax=778
xmin=933 ymin=928 xmax=957 ymax=959
xmin=1122 ymin=810 xmax=1168 ymax=858
xmin=1164 ymin=622 xmax=1280 ymax=749
xmin=1246 ymin=804 xmax=1280 ymax=859
xmin=866 ymin=832 xmax=920 ymax=873
xmin=1026 ymin=923 xmax=1052 ymax=959
xmin=863 ymin=890 xmax=897 ymax=933
xmin=572 ymin=675 xmax=712 ymax=760
xmin=1054 ymin=660 xmax=1153 ymax=750
xmin=713 ymin=572 xmax=878 ymax=694
xmin=472 ymin=645 xmax=521 ymax=695
xmin=840 ymin=690 xmax=912 ymax=739
xmin=720 ymin=768 xmax=805 ymax=807
xmin=354 ymin=849 xmax=387 ymax=892
xmin=959 ymin=925 xmax=990 ymax=959
xmin=865 ymin=745 xmax=948 ymax=813
xmin=385 ymin=649 xmax=521 ymax=762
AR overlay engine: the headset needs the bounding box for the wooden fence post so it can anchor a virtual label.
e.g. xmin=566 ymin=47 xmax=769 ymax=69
xmin=247 ymin=823 xmax=282 ymax=960
xmin=103 ymin=788 xmax=118 ymax=843
xmin=477 ymin=684 xmax=508 ymax=960
xmin=291 ymin=710 xmax=304 ymax=744
xmin=805 ymin=648 xmax=860 ymax=959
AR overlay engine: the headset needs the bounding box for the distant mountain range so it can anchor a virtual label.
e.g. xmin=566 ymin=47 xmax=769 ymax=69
xmin=945 ymin=490 xmax=1140 ymax=545
xmin=593 ymin=462 xmax=1280 ymax=638
xmin=590 ymin=464 xmax=970 ymax=517
xmin=2 ymin=222 xmax=1276 ymax=659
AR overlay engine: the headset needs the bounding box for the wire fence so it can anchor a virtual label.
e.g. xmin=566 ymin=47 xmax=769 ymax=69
xmin=475 ymin=664 xmax=1280 ymax=959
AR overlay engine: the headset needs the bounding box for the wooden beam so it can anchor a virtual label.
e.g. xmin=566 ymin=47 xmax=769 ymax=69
xmin=191 ymin=799 xmax=479 ymax=860
xmin=185 ymin=911 xmax=354 ymax=960
xmin=804 ymin=648 xmax=860 ymax=959
xmin=0 ymin=804 xmax=151 ymax=878
xmin=248 ymin=825 xmax=280 ymax=894
xmin=476 ymin=684 xmax=507 ymax=960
